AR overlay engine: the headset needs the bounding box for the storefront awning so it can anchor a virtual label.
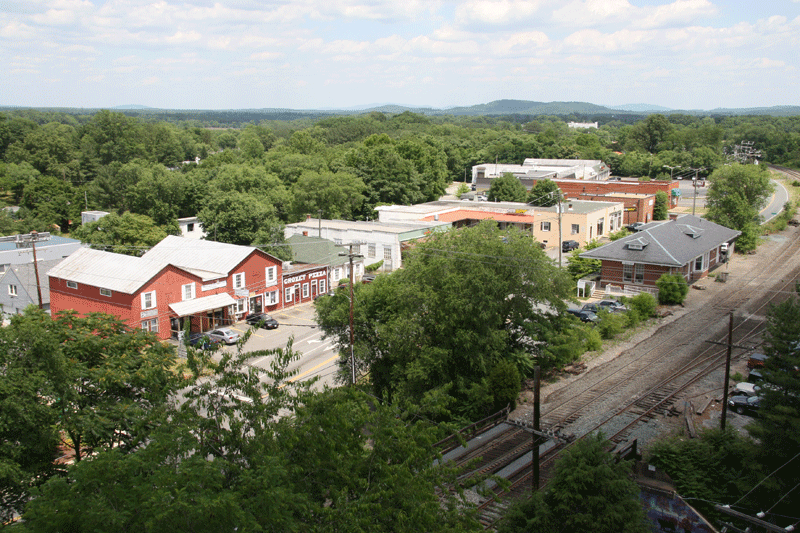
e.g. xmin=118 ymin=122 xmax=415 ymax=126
xmin=169 ymin=293 xmax=237 ymax=317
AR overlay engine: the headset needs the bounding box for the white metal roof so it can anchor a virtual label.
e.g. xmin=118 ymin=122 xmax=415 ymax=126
xmin=141 ymin=235 xmax=254 ymax=276
xmin=169 ymin=292 xmax=236 ymax=317
xmin=47 ymin=247 xmax=167 ymax=294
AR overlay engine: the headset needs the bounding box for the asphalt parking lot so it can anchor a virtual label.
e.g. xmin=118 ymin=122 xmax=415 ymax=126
xmin=215 ymin=302 xmax=342 ymax=390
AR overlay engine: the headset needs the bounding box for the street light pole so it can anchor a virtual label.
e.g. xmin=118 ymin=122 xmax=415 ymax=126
xmin=663 ymin=165 xmax=681 ymax=180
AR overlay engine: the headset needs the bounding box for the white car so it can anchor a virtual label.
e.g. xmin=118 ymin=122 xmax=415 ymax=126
xmin=208 ymin=328 xmax=240 ymax=345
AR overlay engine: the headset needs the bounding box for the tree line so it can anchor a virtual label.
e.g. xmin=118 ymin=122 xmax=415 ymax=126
xmin=2 ymin=108 xmax=799 ymax=250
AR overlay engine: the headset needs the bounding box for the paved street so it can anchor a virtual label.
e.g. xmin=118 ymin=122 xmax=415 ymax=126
xmin=216 ymin=302 xmax=343 ymax=391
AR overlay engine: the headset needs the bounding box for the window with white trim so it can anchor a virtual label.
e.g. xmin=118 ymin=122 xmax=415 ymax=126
xmin=383 ymin=247 xmax=392 ymax=261
xmin=319 ymin=280 xmax=326 ymax=294
xmin=8 ymin=284 xmax=17 ymax=296
xmin=235 ymin=299 xmax=246 ymax=313
xmin=623 ymin=263 xmax=633 ymax=282
xmin=353 ymin=244 xmax=361 ymax=255
xmin=100 ymin=288 xmax=112 ymax=297
xmin=541 ymin=221 xmax=551 ymax=231
xmin=368 ymin=244 xmax=375 ymax=258
xmin=67 ymin=281 xmax=78 ymax=289
xmin=333 ymin=268 xmax=340 ymax=281
xmin=302 ymin=283 xmax=309 ymax=298
xmin=265 ymin=266 xmax=276 ymax=284
xmin=266 ymin=290 xmax=278 ymax=305
xmin=285 ymin=286 xmax=293 ymax=303
xmin=141 ymin=291 xmax=156 ymax=310
xmin=233 ymin=272 xmax=245 ymax=289
xmin=634 ymin=263 xmax=644 ymax=283
xmin=571 ymin=224 xmax=580 ymax=235
xmin=141 ymin=318 xmax=158 ymax=333
xmin=182 ymin=283 xmax=196 ymax=301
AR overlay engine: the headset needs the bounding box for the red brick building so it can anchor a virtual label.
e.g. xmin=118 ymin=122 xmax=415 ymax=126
xmin=580 ymin=215 xmax=740 ymax=293
xmin=48 ymin=236 xmax=283 ymax=340
xmin=282 ymin=263 xmax=328 ymax=308
xmin=535 ymin=178 xmax=680 ymax=208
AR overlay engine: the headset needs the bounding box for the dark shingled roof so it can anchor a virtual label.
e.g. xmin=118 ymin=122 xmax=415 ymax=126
xmin=579 ymin=215 xmax=741 ymax=267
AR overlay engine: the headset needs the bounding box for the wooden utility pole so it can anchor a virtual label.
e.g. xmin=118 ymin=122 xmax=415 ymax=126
xmin=0 ymin=232 xmax=51 ymax=310
xmin=532 ymin=365 xmax=541 ymax=492
xmin=721 ymin=312 xmax=734 ymax=430
xmin=339 ymin=244 xmax=363 ymax=386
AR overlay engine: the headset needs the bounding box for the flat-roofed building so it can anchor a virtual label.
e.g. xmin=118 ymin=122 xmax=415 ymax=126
xmin=284 ymin=218 xmax=450 ymax=272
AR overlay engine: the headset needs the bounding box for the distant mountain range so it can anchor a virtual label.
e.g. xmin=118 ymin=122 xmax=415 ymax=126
xmin=6 ymin=100 xmax=800 ymax=118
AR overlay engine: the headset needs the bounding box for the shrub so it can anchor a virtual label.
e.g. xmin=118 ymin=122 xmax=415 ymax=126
xmin=364 ymin=260 xmax=383 ymax=272
xmin=585 ymin=327 xmax=602 ymax=351
xmin=625 ymin=308 xmax=642 ymax=328
xmin=656 ymin=273 xmax=689 ymax=305
xmin=629 ymin=293 xmax=657 ymax=318
xmin=596 ymin=311 xmax=626 ymax=339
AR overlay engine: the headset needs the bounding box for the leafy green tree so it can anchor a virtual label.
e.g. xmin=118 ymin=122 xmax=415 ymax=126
xmin=20 ymin=175 xmax=80 ymax=230
xmin=290 ymin=170 xmax=366 ymax=221
xmin=656 ymin=273 xmax=689 ymax=305
xmin=72 ymin=212 xmax=174 ymax=255
xmin=4 ymin=122 xmax=80 ymax=180
xmin=487 ymin=173 xmax=527 ymax=202
xmin=647 ymin=429 xmax=761 ymax=522
xmin=316 ymin=222 xmax=573 ymax=421
xmin=706 ymin=163 xmax=773 ymax=253
xmin=628 ymin=114 xmax=673 ymax=153
xmin=342 ymin=134 xmax=427 ymax=211
xmin=79 ymin=110 xmax=145 ymax=177
xmin=499 ymin=433 xmax=648 ymax=533
xmin=528 ymin=179 xmax=561 ymax=206
xmin=51 ymin=311 xmax=180 ymax=462
xmin=653 ymin=190 xmax=669 ymax=220
xmin=747 ymin=285 xmax=800 ymax=519
xmin=22 ymin=341 xmax=481 ymax=533
xmin=142 ymin=122 xmax=183 ymax=167
xmin=237 ymin=125 xmax=266 ymax=159
xmin=566 ymin=240 xmax=602 ymax=280
xmin=0 ymin=309 xmax=63 ymax=523
xmin=198 ymin=191 xmax=280 ymax=246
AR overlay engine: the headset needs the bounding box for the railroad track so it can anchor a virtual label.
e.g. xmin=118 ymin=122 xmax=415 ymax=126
xmin=768 ymin=164 xmax=800 ymax=181
xmin=459 ymin=224 xmax=800 ymax=529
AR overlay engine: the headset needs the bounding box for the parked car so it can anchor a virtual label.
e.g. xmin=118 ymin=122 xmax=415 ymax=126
xmin=626 ymin=222 xmax=645 ymax=232
xmin=208 ymin=328 xmax=240 ymax=345
xmin=728 ymin=394 xmax=761 ymax=416
xmin=581 ymin=303 xmax=603 ymax=314
xmin=562 ymin=240 xmax=579 ymax=253
xmin=747 ymin=352 xmax=769 ymax=369
xmin=565 ymin=308 xmax=599 ymax=323
xmin=188 ymin=332 xmax=220 ymax=350
xmin=748 ymin=369 xmax=764 ymax=383
xmin=597 ymin=299 xmax=628 ymax=313
xmin=245 ymin=312 xmax=278 ymax=329
xmin=733 ymin=382 xmax=761 ymax=397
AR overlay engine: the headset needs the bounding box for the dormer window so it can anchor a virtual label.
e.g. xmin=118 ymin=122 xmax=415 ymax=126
xmin=626 ymin=238 xmax=649 ymax=251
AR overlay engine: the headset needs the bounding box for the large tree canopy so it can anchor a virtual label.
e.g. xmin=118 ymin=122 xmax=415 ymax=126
xmin=316 ymin=221 xmax=574 ymax=421
xmin=487 ymin=172 xmax=527 ymax=202
xmin=20 ymin=336 xmax=481 ymax=533
xmin=705 ymin=163 xmax=773 ymax=252
xmin=499 ymin=434 xmax=648 ymax=533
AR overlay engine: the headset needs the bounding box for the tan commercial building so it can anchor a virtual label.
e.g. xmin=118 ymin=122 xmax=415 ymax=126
xmin=376 ymin=199 xmax=624 ymax=249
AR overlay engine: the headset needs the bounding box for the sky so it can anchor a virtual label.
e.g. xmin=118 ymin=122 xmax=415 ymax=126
xmin=2 ymin=0 xmax=799 ymax=111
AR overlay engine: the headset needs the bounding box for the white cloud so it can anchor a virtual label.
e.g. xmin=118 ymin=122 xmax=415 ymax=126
xmin=455 ymin=0 xmax=545 ymax=26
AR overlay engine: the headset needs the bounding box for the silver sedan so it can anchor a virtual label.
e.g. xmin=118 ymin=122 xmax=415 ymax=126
xmin=208 ymin=328 xmax=240 ymax=345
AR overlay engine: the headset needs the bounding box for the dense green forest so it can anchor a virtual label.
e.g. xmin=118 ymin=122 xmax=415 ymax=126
xmin=2 ymin=107 xmax=799 ymax=248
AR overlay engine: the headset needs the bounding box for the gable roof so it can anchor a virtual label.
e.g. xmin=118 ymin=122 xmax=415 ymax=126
xmin=141 ymin=235 xmax=259 ymax=278
xmin=287 ymin=234 xmax=353 ymax=268
xmin=579 ymin=215 xmax=741 ymax=267
xmin=8 ymin=259 xmax=64 ymax=304
xmin=47 ymin=247 xmax=168 ymax=294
